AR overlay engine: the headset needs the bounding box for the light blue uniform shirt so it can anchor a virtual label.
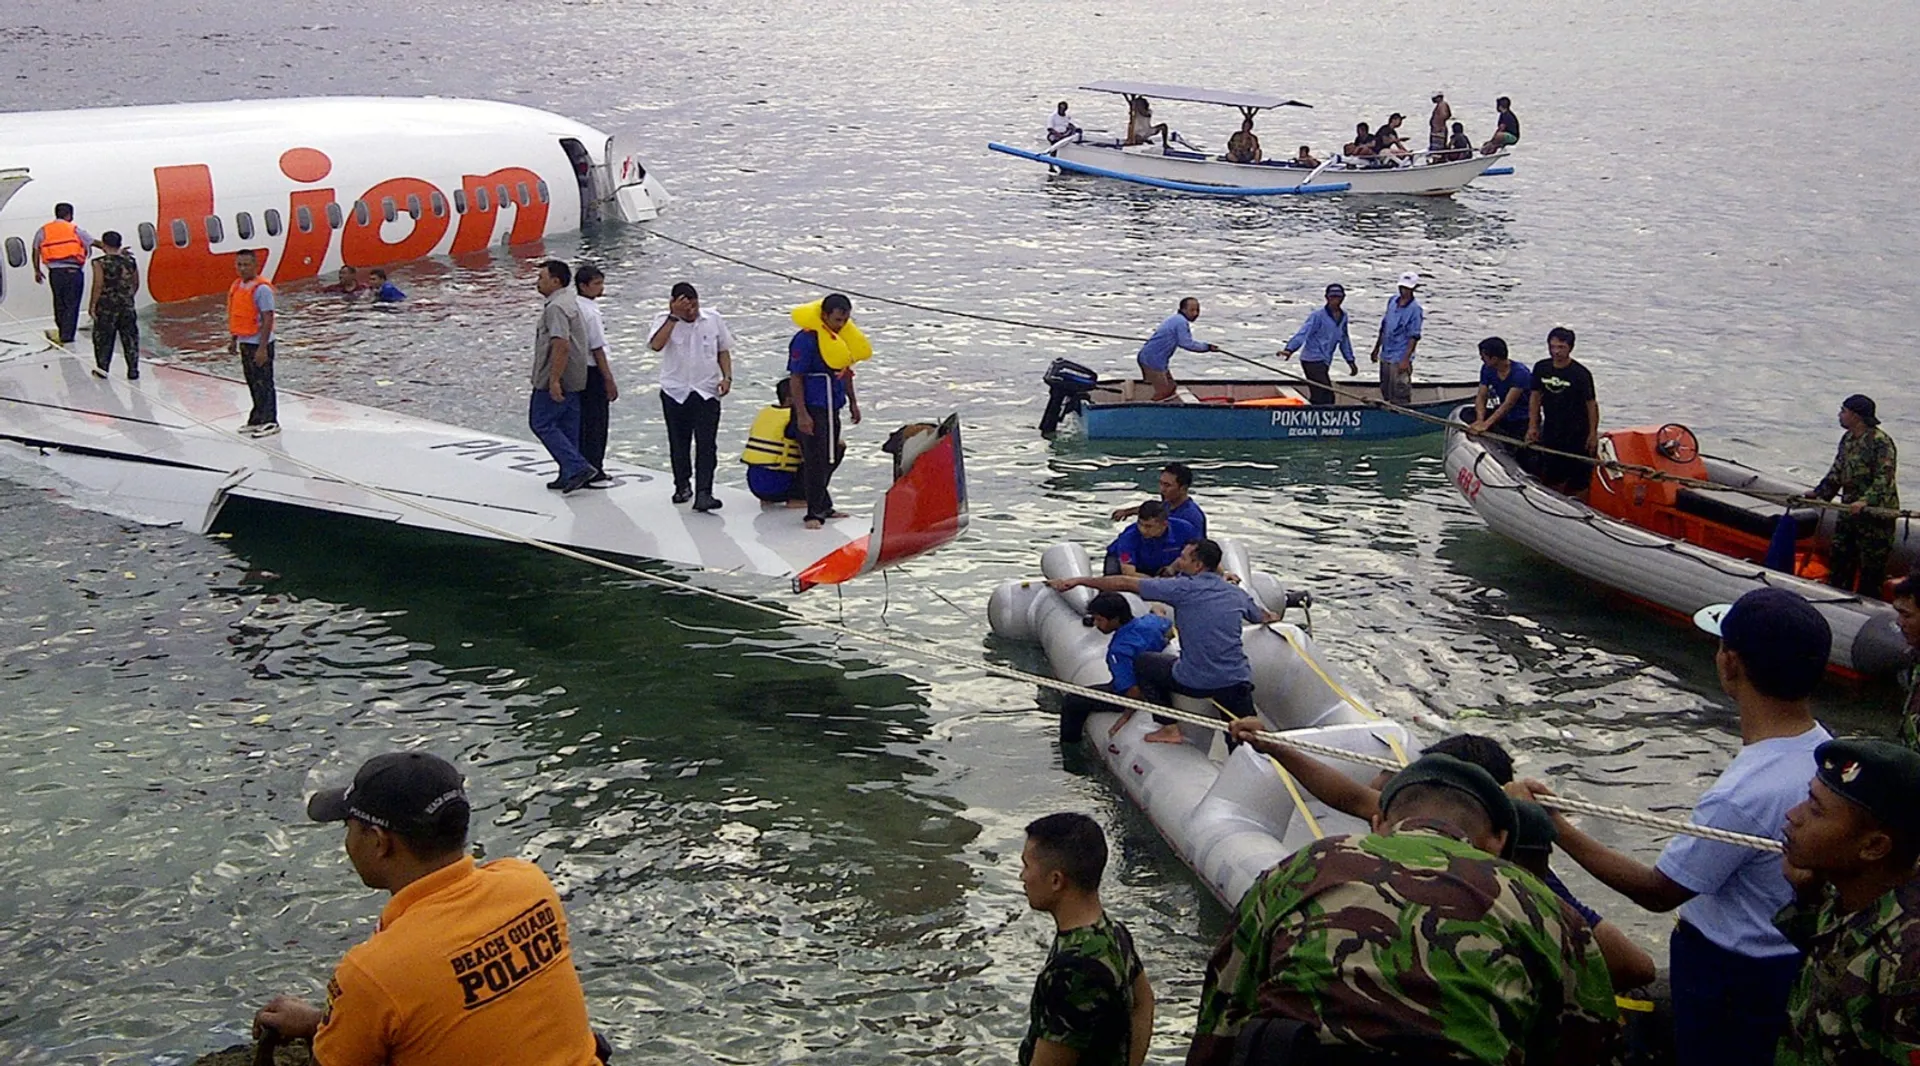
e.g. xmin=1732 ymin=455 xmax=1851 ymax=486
xmin=1377 ymin=296 xmax=1423 ymax=363
xmin=1285 ymin=306 xmax=1356 ymax=366
xmin=1137 ymin=572 xmax=1265 ymax=690
xmin=1655 ymin=724 xmax=1831 ymax=957
xmin=1137 ymin=313 xmax=1209 ymax=372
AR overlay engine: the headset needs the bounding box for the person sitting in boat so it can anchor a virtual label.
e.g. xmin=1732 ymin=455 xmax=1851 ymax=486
xmin=1103 ymin=498 xmax=1198 ymax=576
xmin=1469 ymin=335 xmax=1533 ymax=440
xmin=742 ymin=378 xmax=808 ymax=506
xmin=1224 ymin=117 xmax=1262 ymax=163
xmin=1227 ymin=722 xmax=1659 ymax=992
xmin=1341 ymin=122 xmax=1378 ymax=159
xmin=1124 ymin=95 xmax=1169 ymax=148
xmin=1290 ymin=145 xmax=1319 ymax=168
xmin=1086 ymin=592 xmax=1176 ymax=741
xmin=1373 ymin=113 xmax=1412 ymax=160
xmin=1111 ymin=461 xmax=1207 ymax=539
xmin=1444 ymin=121 xmax=1474 ymax=162
xmin=1049 ymin=538 xmax=1280 ymax=739
xmin=1482 ymin=96 xmax=1520 ymax=155
xmin=1046 ymin=100 xmax=1080 ymax=144
xmin=1136 ymin=298 xmax=1218 ymax=402
xmin=1893 ymin=575 xmax=1920 ymax=750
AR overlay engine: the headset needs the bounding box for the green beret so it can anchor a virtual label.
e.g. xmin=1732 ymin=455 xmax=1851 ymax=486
xmin=1513 ymin=799 xmax=1559 ymax=854
xmin=1379 ymin=753 xmax=1518 ymax=857
xmin=1816 ymin=738 xmax=1920 ymax=840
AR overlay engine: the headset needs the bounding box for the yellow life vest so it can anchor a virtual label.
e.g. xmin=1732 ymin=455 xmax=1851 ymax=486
xmin=741 ymin=405 xmax=802 ymax=472
xmin=791 ymin=300 xmax=872 ymax=371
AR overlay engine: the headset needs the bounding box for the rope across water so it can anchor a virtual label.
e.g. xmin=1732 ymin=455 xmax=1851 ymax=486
xmin=0 ymin=308 xmax=1783 ymax=855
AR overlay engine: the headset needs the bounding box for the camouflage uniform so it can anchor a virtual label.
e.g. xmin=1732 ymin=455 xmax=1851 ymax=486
xmin=1019 ymin=912 xmax=1143 ymax=1066
xmin=1188 ymin=820 xmax=1619 ymax=1066
xmin=1774 ymin=878 xmax=1920 ymax=1064
xmin=1812 ymin=427 xmax=1900 ymax=594
xmin=1901 ymin=664 xmax=1920 ymax=754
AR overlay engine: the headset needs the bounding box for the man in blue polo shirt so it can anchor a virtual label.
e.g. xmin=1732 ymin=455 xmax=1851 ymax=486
xmin=788 ymin=293 xmax=863 ymax=529
xmin=1053 ymin=539 xmax=1278 ymax=743
xmin=1110 ymin=462 xmax=1207 ymax=540
xmin=1103 ymin=499 xmax=1198 ymax=576
xmin=1278 ymin=283 xmax=1357 ymax=405
xmin=1469 ymin=335 xmax=1532 ymax=440
xmin=1136 ymin=297 xmax=1218 ymax=401
xmin=1368 ymin=272 xmax=1424 ymax=406
xmin=1520 ymin=587 xmax=1833 ymax=1066
xmin=1087 ymin=591 xmax=1176 ymax=740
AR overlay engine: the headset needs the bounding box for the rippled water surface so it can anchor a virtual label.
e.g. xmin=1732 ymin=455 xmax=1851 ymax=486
xmin=2 ymin=0 xmax=1916 ymax=1061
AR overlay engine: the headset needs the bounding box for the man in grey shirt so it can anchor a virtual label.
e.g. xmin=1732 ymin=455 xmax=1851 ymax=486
xmin=530 ymin=259 xmax=595 ymax=493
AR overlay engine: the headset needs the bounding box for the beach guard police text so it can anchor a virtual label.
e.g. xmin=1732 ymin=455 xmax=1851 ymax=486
xmin=450 ymin=902 xmax=567 ymax=1008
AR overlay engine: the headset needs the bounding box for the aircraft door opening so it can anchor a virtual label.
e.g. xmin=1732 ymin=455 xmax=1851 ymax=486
xmin=559 ymin=138 xmax=601 ymax=224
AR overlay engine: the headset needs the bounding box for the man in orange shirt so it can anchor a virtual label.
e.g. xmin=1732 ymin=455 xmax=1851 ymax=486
xmin=254 ymin=752 xmax=605 ymax=1066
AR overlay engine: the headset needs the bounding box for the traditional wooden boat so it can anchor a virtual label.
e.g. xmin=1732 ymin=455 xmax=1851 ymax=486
xmin=987 ymin=540 xmax=1410 ymax=906
xmin=991 ymin=81 xmax=1512 ymax=198
xmin=1444 ymin=419 xmax=1915 ymax=676
xmin=1038 ymin=359 xmax=1478 ymax=442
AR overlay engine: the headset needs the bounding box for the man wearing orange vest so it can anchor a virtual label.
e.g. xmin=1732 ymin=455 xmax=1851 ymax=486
xmin=228 ymin=249 xmax=280 ymax=437
xmin=253 ymin=751 xmax=607 ymax=1066
xmin=31 ymin=202 xmax=94 ymax=344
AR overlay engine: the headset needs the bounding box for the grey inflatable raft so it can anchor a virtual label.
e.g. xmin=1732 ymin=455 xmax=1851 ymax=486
xmin=987 ymin=540 xmax=1409 ymax=907
xmin=1443 ymin=424 xmax=1913 ymax=676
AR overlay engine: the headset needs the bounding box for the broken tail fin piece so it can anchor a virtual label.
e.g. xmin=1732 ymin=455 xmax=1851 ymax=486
xmin=793 ymin=414 xmax=969 ymax=592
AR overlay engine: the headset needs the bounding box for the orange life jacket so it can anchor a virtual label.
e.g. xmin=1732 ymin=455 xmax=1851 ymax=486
xmin=228 ymin=278 xmax=273 ymax=337
xmin=37 ymin=219 xmax=87 ymax=264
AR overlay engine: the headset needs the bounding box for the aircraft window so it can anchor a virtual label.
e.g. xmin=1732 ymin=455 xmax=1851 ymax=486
xmin=474 ymin=186 xmax=491 ymax=212
xmin=325 ymin=203 xmax=344 ymax=230
xmin=430 ymin=192 xmax=448 ymax=217
xmin=204 ymin=215 xmax=225 ymax=244
xmin=264 ymin=209 xmax=283 ymax=237
xmin=515 ymin=181 xmax=531 ymax=206
xmin=352 ymin=200 xmax=371 ymax=227
xmin=451 ymin=189 xmax=467 ymax=214
xmin=495 ymin=184 xmax=510 ymax=208
xmin=137 ymin=223 xmax=156 ymax=252
xmin=236 ymin=212 xmax=255 ymax=240
xmin=536 ymin=180 xmax=550 ymax=204
xmin=170 ymin=219 xmax=190 ymax=248
xmin=377 ymin=197 xmax=394 ymax=223
xmin=295 ymin=206 xmax=313 ymax=233
xmin=404 ymin=194 xmax=421 ymax=220
xmin=3 ymin=237 xmax=24 ymax=268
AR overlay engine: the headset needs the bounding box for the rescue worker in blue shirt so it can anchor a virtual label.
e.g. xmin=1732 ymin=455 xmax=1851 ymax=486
xmin=1368 ymin=272 xmax=1424 ymax=406
xmin=1103 ymin=499 xmax=1198 ymax=576
xmin=1137 ymin=297 xmax=1218 ymax=401
xmin=1086 ymin=591 xmax=1175 ymax=740
xmin=1278 ymin=283 xmax=1356 ymax=405
xmin=1111 ymin=462 xmax=1207 ymax=540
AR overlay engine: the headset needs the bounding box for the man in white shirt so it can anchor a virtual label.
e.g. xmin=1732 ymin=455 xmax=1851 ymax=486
xmin=1046 ymin=101 xmax=1080 ymax=144
xmin=648 ymin=282 xmax=734 ymax=512
xmin=574 ymin=265 xmax=617 ymax=486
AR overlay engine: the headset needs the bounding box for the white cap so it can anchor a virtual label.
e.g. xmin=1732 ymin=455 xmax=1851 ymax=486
xmin=1397 ymin=271 xmax=1421 ymax=290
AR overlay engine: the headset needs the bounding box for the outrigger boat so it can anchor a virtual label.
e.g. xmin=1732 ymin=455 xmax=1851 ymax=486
xmin=988 ymin=540 xmax=1410 ymax=906
xmin=0 ymin=337 xmax=968 ymax=593
xmin=990 ymin=81 xmax=1512 ymax=198
xmin=1038 ymin=358 xmax=1479 ymax=442
xmin=1445 ymin=419 xmax=1915 ymax=676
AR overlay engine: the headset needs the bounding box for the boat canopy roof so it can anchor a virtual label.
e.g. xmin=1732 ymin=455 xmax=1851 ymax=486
xmin=1076 ymin=80 xmax=1310 ymax=111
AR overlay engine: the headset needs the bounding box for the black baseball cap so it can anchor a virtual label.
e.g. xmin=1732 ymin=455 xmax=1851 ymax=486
xmin=307 ymin=751 xmax=469 ymax=834
xmin=1815 ymin=738 xmax=1920 ymax=841
xmin=1694 ymin=587 xmax=1831 ymax=699
xmin=1379 ymin=753 xmax=1518 ymax=856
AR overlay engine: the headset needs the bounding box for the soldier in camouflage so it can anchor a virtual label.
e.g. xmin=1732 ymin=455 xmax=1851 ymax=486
xmin=1018 ymin=812 xmax=1154 ymax=1066
xmin=1187 ymin=754 xmax=1618 ymax=1066
xmin=1809 ymin=394 xmax=1900 ymax=595
xmin=1891 ymin=577 xmax=1920 ymax=752
xmin=1776 ymin=737 xmax=1920 ymax=1063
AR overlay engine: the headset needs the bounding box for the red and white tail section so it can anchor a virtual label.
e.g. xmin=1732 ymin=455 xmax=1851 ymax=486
xmin=794 ymin=414 xmax=969 ymax=592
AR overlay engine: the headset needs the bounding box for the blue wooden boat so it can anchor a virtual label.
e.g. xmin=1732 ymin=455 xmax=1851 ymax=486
xmin=1039 ymin=361 xmax=1479 ymax=442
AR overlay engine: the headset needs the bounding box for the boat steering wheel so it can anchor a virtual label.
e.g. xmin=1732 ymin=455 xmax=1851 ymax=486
xmin=1655 ymin=423 xmax=1700 ymax=464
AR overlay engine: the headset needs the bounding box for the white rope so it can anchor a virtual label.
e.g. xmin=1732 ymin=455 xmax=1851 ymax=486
xmin=1 ymin=317 xmax=1781 ymax=854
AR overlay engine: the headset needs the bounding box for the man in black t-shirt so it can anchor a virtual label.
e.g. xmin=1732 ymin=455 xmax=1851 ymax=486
xmin=1482 ymin=96 xmax=1521 ymax=155
xmin=1525 ymin=326 xmax=1600 ymax=495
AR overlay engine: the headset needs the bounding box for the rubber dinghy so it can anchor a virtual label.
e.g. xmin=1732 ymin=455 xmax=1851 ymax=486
xmin=1444 ymin=419 xmax=1915 ymax=676
xmin=987 ymin=540 xmax=1410 ymax=907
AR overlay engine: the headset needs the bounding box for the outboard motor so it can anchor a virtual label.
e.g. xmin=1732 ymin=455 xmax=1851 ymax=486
xmin=1039 ymin=359 xmax=1101 ymax=437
